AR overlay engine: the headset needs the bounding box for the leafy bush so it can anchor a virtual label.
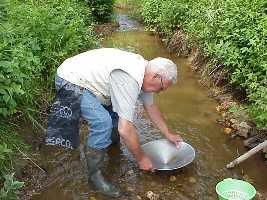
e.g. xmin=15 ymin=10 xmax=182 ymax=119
xmin=0 ymin=123 xmax=26 ymax=177
xmin=0 ymin=122 xmax=30 ymax=200
xmin=0 ymin=123 xmax=26 ymax=200
xmin=139 ymin=0 xmax=267 ymax=127
xmin=87 ymin=0 xmax=115 ymax=22
xmin=0 ymin=0 xmax=97 ymax=117
xmin=141 ymin=0 xmax=163 ymax=25
xmin=0 ymin=173 xmax=24 ymax=200
xmin=0 ymin=144 xmax=12 ymax=176
xmin=159 ymin=0 xmax=189 ymax=35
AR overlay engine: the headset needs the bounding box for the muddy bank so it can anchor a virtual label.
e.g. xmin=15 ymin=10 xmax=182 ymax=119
xmin=161 ymin=29 xmax=267 ymax=156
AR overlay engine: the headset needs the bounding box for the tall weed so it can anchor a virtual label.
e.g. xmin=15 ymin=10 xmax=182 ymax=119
xmin=0 ymin=123 xmax=26 ymax=177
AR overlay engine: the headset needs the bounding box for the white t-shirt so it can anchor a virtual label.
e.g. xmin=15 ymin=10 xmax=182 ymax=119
xmin=57 ymin=48 xmax=153 ymax=122
xmin=57 ymin=48 xmax=147 ymax=105
xmin=110 ymin=69 xmax=153 ymax=122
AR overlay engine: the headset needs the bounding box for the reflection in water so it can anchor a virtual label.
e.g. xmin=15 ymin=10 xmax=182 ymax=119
xmin=32 ymin=14 xmax=267 ymax=200
xmin=116 ymin=14 xmax=142 ymax=31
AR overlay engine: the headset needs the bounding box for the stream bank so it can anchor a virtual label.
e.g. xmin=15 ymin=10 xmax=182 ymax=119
xmin=162 ymin=29 xmax=267 ymax=155
xmin=18 ymin=9 xmax=267 ymax=200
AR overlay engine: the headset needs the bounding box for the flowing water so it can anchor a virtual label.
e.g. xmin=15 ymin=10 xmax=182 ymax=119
xmin=31 ymin=13 xmax=267 ymax=200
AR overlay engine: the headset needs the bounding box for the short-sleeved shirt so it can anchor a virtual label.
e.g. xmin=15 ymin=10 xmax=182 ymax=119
xmin=109 ymin=70 xmax=153 ymax=122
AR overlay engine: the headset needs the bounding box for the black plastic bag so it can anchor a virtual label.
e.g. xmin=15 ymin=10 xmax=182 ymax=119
xmin=45 ymin=85 xmax=82 ymax=150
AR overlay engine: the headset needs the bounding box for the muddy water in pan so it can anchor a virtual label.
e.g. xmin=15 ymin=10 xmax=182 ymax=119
xmin=31 ymin=14 xmax=267 ymax=200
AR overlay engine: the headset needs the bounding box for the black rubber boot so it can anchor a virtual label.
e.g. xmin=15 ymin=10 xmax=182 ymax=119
xmin=111 ymin=128 xmax=120 ymax=145
xmin=85 ymin=146 xmax=121 ymax=198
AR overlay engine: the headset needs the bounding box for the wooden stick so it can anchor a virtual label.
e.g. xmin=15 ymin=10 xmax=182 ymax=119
xmin=16 ymin=147 xmax=47 ymax=174
xmin=226 ymin=140 xmax=267 ymax=169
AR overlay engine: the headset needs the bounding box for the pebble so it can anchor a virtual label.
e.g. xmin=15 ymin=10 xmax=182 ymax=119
xmin=216 ymin=105 xmax=223 ymax=112
xmin=146 ymin=191 xmax=160 ymax=200
xmin=127 ymin=169 xmax=134 ymax=176
xmin=188 ymin=177 xmax=197 ymax=184
xmin=243 ymin=174 xmax=254 ymax=184
xmin=126 ymin=186 xmax=134 ymax=192
xmin=230 ymin=118 xmax=238 ymax=124
xmin=137 ymin=195 xmax=142 ymax=200
xmin=224 ymin=128 xmax=232 ymax=135
xmin=169 ymin=175 xmax=177 ymax=182
xmin=255 ymin=191 xmax=264 ymax=200
xmin=221 ymin=112 xmax=226 ymax=117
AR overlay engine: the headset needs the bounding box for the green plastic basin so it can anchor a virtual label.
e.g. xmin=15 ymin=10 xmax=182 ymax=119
xmin=216 ymin=178 xmax=256 ymax=200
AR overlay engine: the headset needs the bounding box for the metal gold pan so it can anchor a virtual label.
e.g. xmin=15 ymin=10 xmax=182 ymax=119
xmin=141 ymin=139 xmax=195 ymax=170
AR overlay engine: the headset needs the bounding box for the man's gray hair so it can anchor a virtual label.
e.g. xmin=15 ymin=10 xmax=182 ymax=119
xmin=147 ymin=57 xmax=177 ymax=84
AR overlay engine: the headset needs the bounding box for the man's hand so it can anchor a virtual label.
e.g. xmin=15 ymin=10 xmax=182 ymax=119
xmin=138 ymin=155 xmax=153 ymax=171
xmin=144 ymin=104 xmax=183 ymax=149
xmin=118 ymin=118 xmax=154 ymax=172
xmin=166 ymin=132 xmax=183 ymax=149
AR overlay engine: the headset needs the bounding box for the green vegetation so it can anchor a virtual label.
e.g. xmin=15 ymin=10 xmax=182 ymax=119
xmin=0 ymin=0 xmax=114 ymax=198
xmin=0 ymin=123 xmax=26 ymax=199
xmin=0 ymin=173 xmax=24 ymax=200
xmin=115 ymin=0 xmax=143 ymax=20
xmin=0 ymin=0 xmax=97 ymax=117
xmin=0 ymin=124 xmax=25 ymax=177
xmin=87 ymin=0 xmax=115 ymax=22
xmin=136 ymin=0 xmax=267 ymax=127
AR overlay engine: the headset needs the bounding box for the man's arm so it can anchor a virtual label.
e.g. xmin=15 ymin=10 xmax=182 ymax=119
xmin=144 ymin=103 xmax=183 ymax=147
xmin=109 ymin=70 xmax=153 ymax=171
xmin=118 ymin=118 xmax=153 ymax=171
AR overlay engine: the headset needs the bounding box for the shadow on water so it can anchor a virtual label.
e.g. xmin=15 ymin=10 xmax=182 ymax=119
xmin=31 ymin=13 xmax=267 ymax=200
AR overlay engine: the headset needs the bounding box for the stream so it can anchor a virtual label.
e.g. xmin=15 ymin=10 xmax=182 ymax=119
xmin=30 ymin=12 xmax=267 ymax=200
